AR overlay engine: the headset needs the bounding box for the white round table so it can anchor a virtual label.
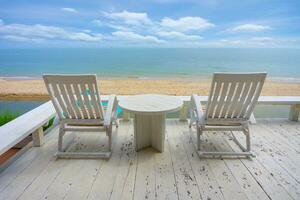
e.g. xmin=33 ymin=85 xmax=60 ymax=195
xmin=119 ymin=94 xmax=183 ymax=152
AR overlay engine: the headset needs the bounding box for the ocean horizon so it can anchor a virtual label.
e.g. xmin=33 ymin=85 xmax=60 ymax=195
xmin=1 ymin=48 xmax=300 ymax=82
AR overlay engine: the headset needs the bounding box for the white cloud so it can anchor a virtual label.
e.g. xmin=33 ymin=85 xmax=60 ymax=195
xmin=2 ymin=35 xmax=44 ymax=42
xmin=68 ymin=33 xmax=102 ymax=41
xmin=0 ymin=22 xmax=102 ymax=42
xmin=91 ymin=19 xmax=132 ymax=31
xmin=216 ymin=37 xmax=277 ymax=47
xmin=91 ymin=20 xmax=102 ymax=26
xmin=229 ymin=24 xmax=271 ymax=32
xmin=101 ymin=13 xmax=214 ymax=38
xmin=61 ymin=7 xmax=78 ymax=13
xmin=250 ymin=37 xmax=274 ymax=43
xmin=111 ymin=31 xmax=165 ymax=44
xmin=156 ymin=31 xmax=202 ymax=41
xmin=103 ymin=10 xmax=151 ymax=25
xmin=160 ymin=17 xmax=214 ymax=32
xmin=107 ymin=24 xmax=132 ymax=31
xmin=0 ymin=19 xmax=3 ymax=25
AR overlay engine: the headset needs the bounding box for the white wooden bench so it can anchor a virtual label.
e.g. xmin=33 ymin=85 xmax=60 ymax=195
xmin=174 ymin=96 xmax=300 ymax=122
xmin=0 ymin=101 xmax=56 ymax=156
xmin=117 ymin=96 xmax=300 ymax=122
xmin=257 ymin=96 xmax=300 ymax=121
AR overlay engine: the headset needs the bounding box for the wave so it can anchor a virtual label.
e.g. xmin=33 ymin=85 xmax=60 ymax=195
xmin=0 ymin=76 xmax=42 ymax=80
xmin=1 ymin=75 xmax=300 ymax=83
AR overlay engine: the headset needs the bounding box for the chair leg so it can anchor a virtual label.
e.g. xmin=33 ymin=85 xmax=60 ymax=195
xmin=113 ymin=110 xmax=119 ymax=128
xmin=244 ymin=127 xmax=251 ymax=152
xmin=196 ymin=126 xmax=202 ymax=150
xmin=231 ymin=131 xmax=247 ymax=152
xmin=58 ymin=126 xmax=64 ymax=152
xmin=56 ymin=124 xmax=112 ymax=159
xmin=107 ymin=125 xmax=113 ymax=151
xmin=195 ymin=123 xmax=254 ymax=158
xmin=114 ymin=118 xmax=119 ymax=128
xmin=230 ymin=126 xmax=254 ymax=157
xmin=189 ymin=116 xmax=193 ymax=128
xmin=189 ymin=120 xmax=193 ymax=128
xmin=189 ymin=108 xmax=195 ymax=128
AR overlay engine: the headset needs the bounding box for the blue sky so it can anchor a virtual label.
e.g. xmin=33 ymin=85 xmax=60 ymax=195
xmin=0 ymin=0 xmax=299 ymax=48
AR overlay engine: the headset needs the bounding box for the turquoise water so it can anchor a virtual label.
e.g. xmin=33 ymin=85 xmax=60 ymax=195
xmin=0 ymin=48 xmax=300 ymax=80
xmin=0 ymin=100 xmax=290 ymax=119
xmin=0 ymin=100 xmax=122 ymax=117
xmin=0 ymin=100 xmax=45 ymax=114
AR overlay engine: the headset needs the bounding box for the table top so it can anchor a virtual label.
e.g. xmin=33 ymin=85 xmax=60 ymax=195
xmin=118 ymin=94 xmax=183 ymax=114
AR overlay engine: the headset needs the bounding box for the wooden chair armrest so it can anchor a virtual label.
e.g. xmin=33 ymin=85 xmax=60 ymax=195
xmin=104 ymin=95 xmax=117 ymax=127
xmin=190 ymin=94 xmax=205 ymax=124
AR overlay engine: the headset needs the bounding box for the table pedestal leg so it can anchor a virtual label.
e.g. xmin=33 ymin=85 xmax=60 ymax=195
xmin=134 ymin=113 xmax=166 ymax=152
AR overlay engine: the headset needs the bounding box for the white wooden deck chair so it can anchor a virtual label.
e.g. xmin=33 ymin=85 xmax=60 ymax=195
xmin=189 ymin=72 xmax=266 ymax=158
xmin=43 ymin=74 xmax=118 ymax=158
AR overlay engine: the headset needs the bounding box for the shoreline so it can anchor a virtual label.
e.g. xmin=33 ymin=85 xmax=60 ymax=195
xmin=1 ymin=75 xmax=300 ymax=83
xmin=1 ymin=78 xmax=300 ymax=101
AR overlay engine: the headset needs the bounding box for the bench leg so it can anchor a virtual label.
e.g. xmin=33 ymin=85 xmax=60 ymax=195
xmin=32 ymin=127 xmax=44 ymax=147
xmin=289 ymin=104 xmax=300 ymax=122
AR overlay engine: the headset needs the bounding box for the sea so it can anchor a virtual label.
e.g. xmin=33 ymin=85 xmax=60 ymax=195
xmin=0 ymin=48 xmax=299 ymax=117
xmin=0 ymin=48 xmax=300 ymax=81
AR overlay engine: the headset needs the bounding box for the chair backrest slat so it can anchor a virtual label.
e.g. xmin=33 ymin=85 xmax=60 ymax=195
xmin=43 ymin=75 xmax=104 ymax=120
xmin=65 ymin=84 xmax=82 ymax=119
xmin=231 ymin=81 xmax=251 ymax=118
xmin=227 ymin=82 xmax=244 ymax=118
xmin=207 ymin=81 xmax=221 ymax=118
xmin=57 ymin=83 xmax=77 ymax=118
xmin=72 ymin=83 xmax=89 ymax=118
xmin=206 ymin=73 xmax=266 ymax=121
xmin=244 ymin=81 xmax=264 ymax=119
xmin=51 ymin=83 xmax=70 ymax=118
xmin=222 ymin=82 xmax=237 ymax=118
xmin=239 ymin=81 xmax=258 ymax=118
xmin=214 ymin=82 xmax=229 ymax=118
xmin=88 ymin=83 xmax=102 ymax=119
xmin=79 ymin=83 xmax=94 ymax=119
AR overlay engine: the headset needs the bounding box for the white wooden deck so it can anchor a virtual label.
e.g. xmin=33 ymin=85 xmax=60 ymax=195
xmin=0 ymin=119 xmax=299 ymax=200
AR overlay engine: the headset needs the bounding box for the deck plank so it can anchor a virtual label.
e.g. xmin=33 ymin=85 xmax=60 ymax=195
xmin=259 ymin=122 xmax=300 ymax=155
xmin=251 ymin=125 xmax=300 ymax=180
xmin=109 ymin=124 xmax=137 ymax=200
xmin=153 ymin=124 xmax=178 ymax=200
xmin=62 ymin=136 xmax=106 ymax=200
xmin=0 ymin=127 xmax=60 ymax=200
xmin=224 ymin=131 xmax=296 ymax=200
xmin=133 ymin=149 xmax=156 ymax=200
xmin=40 ymin=132 xmax=106 ymax=200
xmin=0 ymin=119 xmax=299 ymax=200
xmin=87 ymin=122 xmax=129 ymax=200
xmin=262 ymin=120 xmax=300 ymax=151
xmin=18 ymin=131 xmax=77 ymax=200
xmin=0 ymin=126 xmax=58 ymax=192
xmin=176 ymin=121 xmax=225 ymax=200
xmin=227 ymin=128 xmax=300 ymax=199
xmin=167 ymin=121 xmax=202 ymax=200
xmin=207 ymin=132 xmax=274 ymax=200
xmin=196 ymin=132 xmax=250 ymax=200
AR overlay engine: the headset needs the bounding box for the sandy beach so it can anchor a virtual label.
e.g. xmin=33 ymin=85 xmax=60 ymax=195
xmin=0 ymin=78 xmax=300 ymax=101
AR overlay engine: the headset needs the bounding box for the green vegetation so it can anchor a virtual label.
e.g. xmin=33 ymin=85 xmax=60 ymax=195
xmin=0 ymin=112 xmax=20 ymax=126
xmin=43 ymin=117 xmax=55 ymax=131
xmin=0 ymin=112 xmax=54 ymax=131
